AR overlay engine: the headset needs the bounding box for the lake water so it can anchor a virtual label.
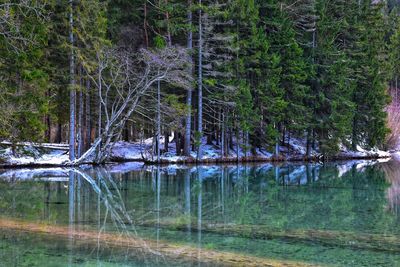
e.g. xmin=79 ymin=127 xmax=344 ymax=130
xmin=1 ymin=160 xmax=400 ymax=266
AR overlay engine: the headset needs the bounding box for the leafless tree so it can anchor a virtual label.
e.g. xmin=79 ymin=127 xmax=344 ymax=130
xmin=74 ymin=46 xmax=191 ymax=164
xmin=386 ymin=96 xmax=400 ymax=150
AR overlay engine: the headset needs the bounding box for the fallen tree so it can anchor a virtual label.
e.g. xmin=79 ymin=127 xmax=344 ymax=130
xmin=73 ymin=46 xmax=191 ymax=164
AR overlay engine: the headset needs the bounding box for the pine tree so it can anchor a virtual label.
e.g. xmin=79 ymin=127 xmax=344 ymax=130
xmin=351 ymin=0 xmax=391 ymax=149
xmin=259 ymin=0 xmax=310 ymax=151
xmin=308 ymin=0 xmax=356 ymax=154
xmin=389 ymin=8 xmax=400 ymax=100
xmin=0 ymin=1 xmax=49 ymax=142
xmin=230 ymin=0 xmax=280 ymax=152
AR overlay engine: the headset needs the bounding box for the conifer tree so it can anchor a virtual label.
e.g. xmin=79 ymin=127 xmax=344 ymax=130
xmin=351 ymin=0 xmax=391 ymax=149
xmin=0 ymin=1 xmax=49 ymax=141
xmin=259 ymin=0 xmax=310 ymax=151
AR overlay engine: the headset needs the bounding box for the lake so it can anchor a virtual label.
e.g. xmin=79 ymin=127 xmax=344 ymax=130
xmin=0 ymin=160 xmax=400 ymax=266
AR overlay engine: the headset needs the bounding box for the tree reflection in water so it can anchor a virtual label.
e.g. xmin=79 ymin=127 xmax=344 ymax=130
xmin=1 ymin=160 xmax=400 ymax=266
xmin=71 ymin=168 xmax=162 ymax=265
xmin=381 ymin=160 xmax=400 ymax=217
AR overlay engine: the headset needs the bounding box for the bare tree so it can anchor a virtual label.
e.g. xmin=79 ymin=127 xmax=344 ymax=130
xmin=74 ymin=46 xmax=191 ymax=164
xmin=386 ymin=92 xmax=400 ymax=150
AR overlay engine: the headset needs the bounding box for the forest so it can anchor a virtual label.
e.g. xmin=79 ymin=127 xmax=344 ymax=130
xmin=1 ymin=0 xmax=400 ymax=164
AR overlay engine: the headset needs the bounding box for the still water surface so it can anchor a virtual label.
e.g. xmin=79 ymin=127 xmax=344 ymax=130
xmin=1 ymin=160 xmax=400 ymax=266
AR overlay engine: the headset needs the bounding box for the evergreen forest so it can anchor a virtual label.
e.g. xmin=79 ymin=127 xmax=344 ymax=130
xmin=1 ymin=0 xmax=400 ymax=163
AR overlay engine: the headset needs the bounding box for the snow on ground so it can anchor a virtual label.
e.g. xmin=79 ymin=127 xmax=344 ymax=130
xmin=287 ymin=138 xmax=307 ymax=155
xmin=111 ymin=141 xmax=145 ymax=161
xmin=0 ymin=145 xmax=69 ymax=166
xmin=110 ymin=137 xmax=245 ymax=163
xmin=337 ymin=144 xmax=391 ymax=159
xmin=0 ymin=134 xmax=392 ymax=167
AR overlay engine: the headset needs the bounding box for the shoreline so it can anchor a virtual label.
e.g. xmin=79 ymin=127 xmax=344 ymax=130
xmin=0 ymin=153 xmax=392 ymax=170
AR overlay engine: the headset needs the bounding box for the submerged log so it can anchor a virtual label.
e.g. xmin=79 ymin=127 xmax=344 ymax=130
xmin=0 ymin=218 xmax=315 ymax=267
xmin=138 ymin=219 xmax=400 ymax=253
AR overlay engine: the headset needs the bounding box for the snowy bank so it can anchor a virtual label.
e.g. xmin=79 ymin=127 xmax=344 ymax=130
xmin=0 ymin=142 xmax=69 ymax=167
xmin=0 ymin=137 xmax=392 ymax=168
xmin=110 ymin=137 xmax=390 ymax=164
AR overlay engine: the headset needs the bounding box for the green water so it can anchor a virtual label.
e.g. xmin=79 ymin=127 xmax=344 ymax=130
xmin=1 ymin=161 xmax=400 ymax=266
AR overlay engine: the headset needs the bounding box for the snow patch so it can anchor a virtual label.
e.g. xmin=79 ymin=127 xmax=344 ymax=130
xmin=0 ymin=136 xmax=392 ymax=167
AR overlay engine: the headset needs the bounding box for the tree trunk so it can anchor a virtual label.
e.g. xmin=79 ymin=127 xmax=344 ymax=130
xmin=45 ymin=89 xmax=51 ymax=142
xmin=46 ymin=114 xmax=51 ymax=142
xmin=275 ymin=142 xmax=279 ymax=156
xmin=236 ymin=127 xmax=240 ymax=161
xmin=394 ymin=75 xmax=399 ymax=108
xmin=77 ymin=66 xmax=84 ymax=158
xmin=85 ymin=78 xmax=91 ymax=151
xmin=69 ymin=0 xmax=76 ymax=161
xmin=352 ymin=119 xmax=357 ymax=151
xmin=75 ymin=86 xmax=144 ymax=164
xmin=124 ymin=123 xmax=129 ymax=141
xmin=132 ymin=125 xmax=138 ymax=141
xmin=164 ymin=130 xmax=169 ymax=152
xmin=143 ymin=2 xmax=149 ymax=48
xmin=312 ymin=129 xmax=316 ymax=151
xmin=306 ymin=129 xmax=311 ymax=158
xmin=97 ymin=61 xmax=102 ymax=141
xmin=221 ymin=113 xmax=225 ymax=157
xmin=275 ymin=124 xmax=279 ymax=157
xmin=156 ymin=79 xmax=161 ymax=162
xmin=206 ymin=134 xmax=212 ymax=145
xmin=56 ymin=123 xmax=62 ymax=143
xmin=245 ymin=131 xmax=249 ymax=158
xmin=175 ymin=132 xmax=181 ymax=156
xmin=197 ymin=0 xmax=203 ymax=160
xmin=183 ymin=0 xmax=193 ymax=157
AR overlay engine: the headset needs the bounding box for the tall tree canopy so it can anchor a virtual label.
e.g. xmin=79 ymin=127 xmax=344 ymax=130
xmin=0 ymin=0 xmax=398 ymax=161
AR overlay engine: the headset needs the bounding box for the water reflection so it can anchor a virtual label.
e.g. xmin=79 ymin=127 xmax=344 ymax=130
xmin=382 ymin=161 xmax=400 ymax=216
xmin=0 ymin=161 xmax=397 ymax=227
xmin=1 ymin=160 xmax=400 ymax=266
